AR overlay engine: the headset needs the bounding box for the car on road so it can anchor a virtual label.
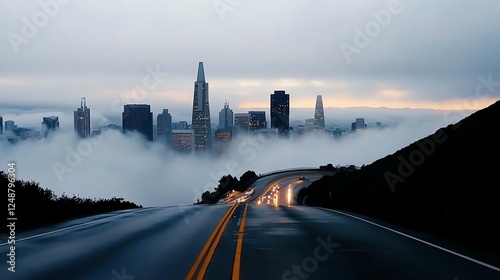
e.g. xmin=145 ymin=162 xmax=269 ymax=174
xmin=298 ymin=176 xmax=305 ymax=180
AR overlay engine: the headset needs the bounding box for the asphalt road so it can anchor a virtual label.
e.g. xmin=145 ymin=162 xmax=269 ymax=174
xmin=1 ymin=171 xmax=499 ymax=279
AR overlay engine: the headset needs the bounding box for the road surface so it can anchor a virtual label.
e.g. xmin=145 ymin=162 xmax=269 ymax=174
xmin=1 ymin=170 xmax=499 ymax=279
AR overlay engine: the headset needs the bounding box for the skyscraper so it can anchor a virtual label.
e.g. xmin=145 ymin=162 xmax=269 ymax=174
xmin=218 ymin=101 xmax=233 ymax=129
xmin=270 ymin=90 xmax=290 ymax=137
xmin=0 ymin=116 xmax=3 ymax=135
xmin=42 ymin=116 xmax=59 ymax=138
xmin=157 ymin=109 xmax=173 ymax=147
xmin=305 ymin=118 xmax=315 ymax=133
xmin=333 ymin=128 xmax=342 ymax=138
xmin=216 ymin=102 xmax=233 ymax=152
xmin=352 ymin=118 xmax=366 ymax=131
xmin=249 ymin=111 xmax=266 ymax=131
xmin=172 ymin=121 xmax=188 ymax=130
xmin=215 ymin=129 xmax=232 ymax=153
xmin=74 ymin=97 xmax=90 ymax=138
xmin=296 ymin=125 xmax=305 ymax=135
xmin=191 ymin=62 xmax=212 ymax=152
xmin=172 ymin=130 xmax=195 ymax=153
xmin=234 ymin=113 xmax=250 ymax=133
xmin=4 ymin=120 xmax=15 ymax=132
xmin=122 ymin=104 xmax=153 ymax=141
xmin=314 ymin=95 xmax=325 ymax=131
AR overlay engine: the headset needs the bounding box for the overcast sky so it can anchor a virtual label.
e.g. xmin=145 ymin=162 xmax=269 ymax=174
xmin=1 ymin=0 xmax=499 ymax=126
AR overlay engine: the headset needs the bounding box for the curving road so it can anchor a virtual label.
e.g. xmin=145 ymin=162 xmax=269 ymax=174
xmin=1 ymin=170 xmax=499 ymax=279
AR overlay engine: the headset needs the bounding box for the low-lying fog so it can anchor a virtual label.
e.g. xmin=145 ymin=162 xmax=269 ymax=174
xmin=0 ymin=109 xmax=470 ymax=207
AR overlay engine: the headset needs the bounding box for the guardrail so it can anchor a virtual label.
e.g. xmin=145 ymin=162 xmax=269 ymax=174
xmin=259 ymin=167 xmax=320 ymax=177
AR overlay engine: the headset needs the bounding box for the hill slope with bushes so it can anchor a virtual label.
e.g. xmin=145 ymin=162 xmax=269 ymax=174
xmin=1 ymin=172 xmax=142 ymax=233
xmin=299 ymin=100 xmax=500 ymax=251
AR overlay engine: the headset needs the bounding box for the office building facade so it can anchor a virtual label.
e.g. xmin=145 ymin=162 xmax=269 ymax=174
xmin=249 ymin=111 xmax=266 ymax=132
xmin=42 ymin=116 xmax=59 ymax=137
xmin=353 ymin=118 xmax=366 ymax=130
xmin=215 ymin=129 xmax=232 ymax=153
xmin=74 ymin=97 xmax=90 ymax=138
xmin=157 ymin=109 xmax=173 ymax=147
xmin=219 ymin=101 xmax=233 ymax=129
xmin=270 ymin=90 xmax=290 ymax=137
xmin=5 ymin=120 xmax=15 ymax=132
xmin=234 ymin=113 xmax=250 ymax=133
xmin=172 ymin=130 xmax=195 ymax=153
xmin=122 ymin=104 xmax=153 ymax=141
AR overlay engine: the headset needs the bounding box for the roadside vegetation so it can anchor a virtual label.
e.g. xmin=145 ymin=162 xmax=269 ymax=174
xmin=195 ymin=170 xmax=258 ymax=204
xmin=1 ymin=172 xmax=142 ymax=233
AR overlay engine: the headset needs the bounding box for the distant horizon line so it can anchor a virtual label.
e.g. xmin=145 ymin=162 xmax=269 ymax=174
xmin=237 ymin=105 xmax=480 ymax=112
xmin=0 ymin=104 xmax=482 ymax=115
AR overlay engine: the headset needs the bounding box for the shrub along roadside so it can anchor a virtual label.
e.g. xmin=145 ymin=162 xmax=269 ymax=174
xmin=1 ymin=171 xmax=142 ymax=233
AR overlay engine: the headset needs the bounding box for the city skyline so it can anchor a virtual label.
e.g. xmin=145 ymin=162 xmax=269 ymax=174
xmin=0 ymin=57 xmax=486 ymax=138
xmin=0 ymin=95 xmax=479 ymax=136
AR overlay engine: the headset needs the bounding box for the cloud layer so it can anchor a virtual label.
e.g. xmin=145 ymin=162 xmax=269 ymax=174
xmin=0 ymin=109 xmax=456 ymax=207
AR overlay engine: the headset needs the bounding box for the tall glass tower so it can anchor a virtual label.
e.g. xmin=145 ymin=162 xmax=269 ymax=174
xmin=74 ymin=97 xmax=90 ymax=138
xmin=122 ymin=104 xmax=153 ymax=141
xmin=314 ymin=95 xmax=325 ymax=130
xmin=218 ymin=101 xmax=233 ymax=129
xmin=42 ymin=116 xmax=59 ymax=138
xmin=157 ymin=109 xmax=173 ymax=147
xmin=191 ymin=62 xmax=212 ymax=152
xmin=270 ymin=90 xmax=290 ymax=137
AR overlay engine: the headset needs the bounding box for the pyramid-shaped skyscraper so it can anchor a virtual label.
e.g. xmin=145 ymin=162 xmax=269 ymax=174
xmin=191 ymin=62 xmax=212 ymax=152
xmin=314 ymin=95 xmax=325 ymax=130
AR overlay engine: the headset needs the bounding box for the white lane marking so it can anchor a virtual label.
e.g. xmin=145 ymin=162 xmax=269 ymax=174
xmin=0 ymin=208 xmax=152 ymax=246
xmin=318 ymin=207 xmax=500 ymax=273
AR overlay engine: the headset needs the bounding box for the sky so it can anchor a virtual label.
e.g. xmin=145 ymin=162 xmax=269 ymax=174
xmin=1 ymin=0 xmax=499 ymax=125
xmin=0 ymin=1 xmax=499 ymax=206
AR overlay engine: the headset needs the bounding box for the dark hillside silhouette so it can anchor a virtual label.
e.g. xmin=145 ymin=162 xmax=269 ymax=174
xmin=1 ymin=172 xmax=142 ymax=233
xmin=299 ymin=100 xmax=500 ymax=251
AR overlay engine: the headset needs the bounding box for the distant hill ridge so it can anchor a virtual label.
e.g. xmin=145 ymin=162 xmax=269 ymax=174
xmin=299 ymin=100 xmax=500 ymax=251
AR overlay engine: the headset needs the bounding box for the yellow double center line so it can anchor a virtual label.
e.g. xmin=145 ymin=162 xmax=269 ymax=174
xmin=185 ymin=203 xmax=249 ymax=280
xmin=232 ymin=203 xmax=248 ymax=280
